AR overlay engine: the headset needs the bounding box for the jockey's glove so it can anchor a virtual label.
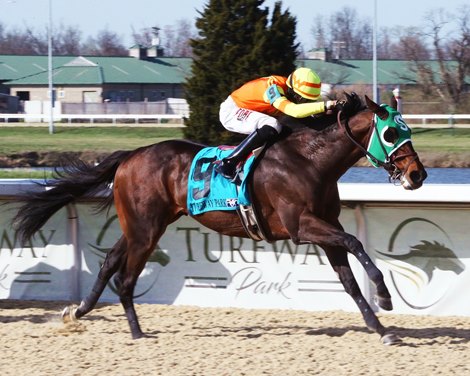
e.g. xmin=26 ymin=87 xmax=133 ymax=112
xmin=325 ymin=100 xmax=337 ymax=111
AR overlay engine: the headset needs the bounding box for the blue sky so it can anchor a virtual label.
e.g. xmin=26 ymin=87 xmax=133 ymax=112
xmin=1 ymin=0 xmax=467 ymax=50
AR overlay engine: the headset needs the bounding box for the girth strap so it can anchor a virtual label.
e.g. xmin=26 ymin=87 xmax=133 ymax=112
xmin=237 ymin=204 xmax=267 ymax=242
xmin=235 ymin=177 xmax=271 ymax=242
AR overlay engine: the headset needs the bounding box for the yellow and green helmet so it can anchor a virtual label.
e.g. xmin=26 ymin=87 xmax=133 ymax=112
xmin=286 ymin=67 xmax=322 ymax=101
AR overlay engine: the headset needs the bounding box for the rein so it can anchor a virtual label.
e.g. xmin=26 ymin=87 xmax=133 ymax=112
xmin=336 ymin=110 xmax=417 ymax=184
xmin=336 ymin=111 xmax=393 ymax=171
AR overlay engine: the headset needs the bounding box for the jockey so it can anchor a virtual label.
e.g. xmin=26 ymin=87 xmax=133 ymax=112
xmin=215 ymin=67 xmax=339 ymax=180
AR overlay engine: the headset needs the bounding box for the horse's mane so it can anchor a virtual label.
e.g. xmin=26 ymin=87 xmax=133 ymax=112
xmin=278 ymin=92 xmax=365 ymax=135
xmin=339 ymin=92 xmax=365 ymax=117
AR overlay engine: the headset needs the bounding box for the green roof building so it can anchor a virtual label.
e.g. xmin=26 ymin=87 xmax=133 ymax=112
xmin=1 ymin=54 xmax=189 ymax=103
xmin=0 ymin=53 xmax=463 ymax=106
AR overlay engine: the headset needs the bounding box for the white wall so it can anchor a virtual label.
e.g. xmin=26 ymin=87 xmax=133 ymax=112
xmin=1 ymin=182 xmax=469 ymax=317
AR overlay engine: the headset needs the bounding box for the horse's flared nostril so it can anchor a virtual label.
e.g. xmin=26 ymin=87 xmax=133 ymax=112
xmin=410 ymin=169 xmax=427 ymax=185
xmin=421 ymin=170 xmax=428 ymax=182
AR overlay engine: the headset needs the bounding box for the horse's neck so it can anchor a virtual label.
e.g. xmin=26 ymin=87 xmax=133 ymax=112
xmin=284 ymin=111 xmax=373 ymax=177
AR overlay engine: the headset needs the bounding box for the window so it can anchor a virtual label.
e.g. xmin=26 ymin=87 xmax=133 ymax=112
xmin=17 ymin=91 xmax=30 ymax=101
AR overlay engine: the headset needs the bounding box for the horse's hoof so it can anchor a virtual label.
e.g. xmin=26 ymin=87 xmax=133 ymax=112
xmin=381 ymin=333 xmax=402 ymax=346
xmin=61 ymin=305 xmax=78 ymax=323
xmin=374 ymin=295 xmax=393 ymax=311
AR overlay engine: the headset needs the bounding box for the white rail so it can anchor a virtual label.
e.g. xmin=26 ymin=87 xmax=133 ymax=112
xmin=0 ymin=113 xmax=469 ymax=128
xmin=403 ymin=114 xmax=470 ymax=127
xmin=339 ymin=183 xmax=470 ymax=203
xmin=0 ymin=113 xmax=185 ymax=125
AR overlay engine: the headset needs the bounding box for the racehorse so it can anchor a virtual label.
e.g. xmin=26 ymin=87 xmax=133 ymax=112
xmin=12 ymin=93 xmax=427 ymax=345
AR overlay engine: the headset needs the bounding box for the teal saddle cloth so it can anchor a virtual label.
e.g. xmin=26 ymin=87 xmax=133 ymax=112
xmin=187 ymin=146 xmax=256 ymax=216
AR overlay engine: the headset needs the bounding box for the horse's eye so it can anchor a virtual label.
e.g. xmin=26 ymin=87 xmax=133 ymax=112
xmin=382 ymin=127 xmax=399 ymax=145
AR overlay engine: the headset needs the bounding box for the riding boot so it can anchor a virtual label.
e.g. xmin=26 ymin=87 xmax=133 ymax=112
xmin=215 ymin=125 xmax=278 ymax=180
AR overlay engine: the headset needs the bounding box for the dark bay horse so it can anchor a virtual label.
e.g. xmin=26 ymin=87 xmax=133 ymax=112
xmin=12 ymin=93 xmax=427 ymax=345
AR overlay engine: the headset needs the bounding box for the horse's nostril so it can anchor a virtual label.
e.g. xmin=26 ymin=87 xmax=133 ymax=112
xmin=410 ymin=170 xmax=427 ymax=184
xmin=422 ymin=170 xmax=428 ymax=182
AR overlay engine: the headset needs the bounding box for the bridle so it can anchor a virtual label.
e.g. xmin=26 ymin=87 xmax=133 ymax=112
xmin=337 ymin=110 xmax=418 ymax=184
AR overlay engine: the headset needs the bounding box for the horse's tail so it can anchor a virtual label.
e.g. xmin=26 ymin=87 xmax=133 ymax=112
xmin=12 ymin=149 xmax=133 ymax=245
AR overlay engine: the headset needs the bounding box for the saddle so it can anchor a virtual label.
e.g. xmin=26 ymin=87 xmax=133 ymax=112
xmin=187 ymin=145 xmax=270 ymax=242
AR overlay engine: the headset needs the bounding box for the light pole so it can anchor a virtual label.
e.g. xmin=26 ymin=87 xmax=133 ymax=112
xmin=372 ymin=0 xmax=378 ymax=103
xmin=47 ymin=0 xmax=54 ymax=134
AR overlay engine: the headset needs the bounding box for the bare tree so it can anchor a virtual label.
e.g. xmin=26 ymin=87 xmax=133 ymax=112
xmin=311 ymin=15 xmax=326 ymax=50
xmin=23 ymin=26 xmax=48 ymax=54
xmin=309 ymin=7 xmax=373 ymax=59
xmin=0 ymin=21 xmax=128 ymax=56
xmin=327 ymin=7 xmax=372 ymax=59
xmin=163 ymin=19 xmax=194 ymax=57
xmin=54 ymin=25 xmax=83 ymax=55
xmin=400 ymin=6 xmax=470 ymax=111
xmin=162 ymin=25 xmax=174 ymax=55
xmin=82 ymin=29 xmax=128 ymax=56
xmin=1 ymin=17 xmax=193 ymax=57
xmin=376 ymin=28 xmax=391 ymax=59
xmin=131 ymin=20 xmax=193 ymax=57
xmin=175 ymin=19 xmax=194 ymax=57
xmin=131 ymin=26 xmax=154 ymax=48
xmin=0 ymin=23 xmax=46 ymax=54
xmin=436 ymin=5 xmax=470 ymax=111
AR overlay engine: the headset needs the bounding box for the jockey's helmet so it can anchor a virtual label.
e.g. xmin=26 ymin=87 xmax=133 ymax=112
xmin=286 ymin=67 xmax=322 ymax=103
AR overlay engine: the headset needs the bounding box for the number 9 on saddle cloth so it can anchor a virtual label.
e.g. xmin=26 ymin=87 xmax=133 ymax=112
xmin=187 ymin=145 xmax=266 ymax=241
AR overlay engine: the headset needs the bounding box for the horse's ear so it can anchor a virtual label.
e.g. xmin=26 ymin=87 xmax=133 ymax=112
xmin=365 ymin=95 xmax=388 ymax=120
xmin=390 ymin=95 xmax=398 ymax=111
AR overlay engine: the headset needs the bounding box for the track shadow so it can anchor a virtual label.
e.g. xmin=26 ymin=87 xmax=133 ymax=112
xmin=0 ymin=299 xmax=114 ymax=324
xmin=186 ymin=323 xmax=470 ymax=345
xmin=392 ymin=325 xmax=470 ymax=346
xmin=187 ymin=324 xmax=370 ymax=339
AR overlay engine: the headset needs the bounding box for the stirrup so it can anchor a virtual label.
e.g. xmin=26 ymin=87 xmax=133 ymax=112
xmin=215 ymin=160 xmax=237 ymax=181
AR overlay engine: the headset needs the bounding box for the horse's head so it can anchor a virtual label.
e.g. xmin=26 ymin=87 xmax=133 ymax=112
xmin=362 ymin=95 xmax=427 ymax=190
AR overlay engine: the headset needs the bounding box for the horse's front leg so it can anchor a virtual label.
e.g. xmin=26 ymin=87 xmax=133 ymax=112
xmin=341 ymin=232 xmax=393 ymax=310
xmin=323 ymin=246 xmax=401 ymax=345
xmin=292 ymin=213 xmax=393 ymax=311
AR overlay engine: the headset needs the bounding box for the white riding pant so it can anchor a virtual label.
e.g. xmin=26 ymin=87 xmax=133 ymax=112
xmin=219 ymin=96 xmax=282 ymax=135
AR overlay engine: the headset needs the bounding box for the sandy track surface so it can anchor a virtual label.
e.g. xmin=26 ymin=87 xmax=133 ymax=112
xmin=1 ymin=300 xmax=469 ymax=375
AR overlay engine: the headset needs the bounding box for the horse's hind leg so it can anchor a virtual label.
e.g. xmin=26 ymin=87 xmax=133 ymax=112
xmin=114 ymin=226 xmax=165 ymax=339
xmin=62 ymin=236 xmax=127 ymax=322
xmin=324 ymin=247 xmax=401 ymax=345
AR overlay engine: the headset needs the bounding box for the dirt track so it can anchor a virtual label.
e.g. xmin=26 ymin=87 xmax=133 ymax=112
xmin=1 ymin=300 xmax=469 ymax=375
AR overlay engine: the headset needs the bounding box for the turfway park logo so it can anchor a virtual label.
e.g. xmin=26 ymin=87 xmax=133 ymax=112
xmin=373 ymin=217 xmax=465 ymax=310
xmin=87 ymin=215 xmax=170 ymax=298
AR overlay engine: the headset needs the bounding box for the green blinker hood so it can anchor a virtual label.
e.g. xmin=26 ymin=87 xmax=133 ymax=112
xmin=366 ymin=104 xmax=412 ymax=167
